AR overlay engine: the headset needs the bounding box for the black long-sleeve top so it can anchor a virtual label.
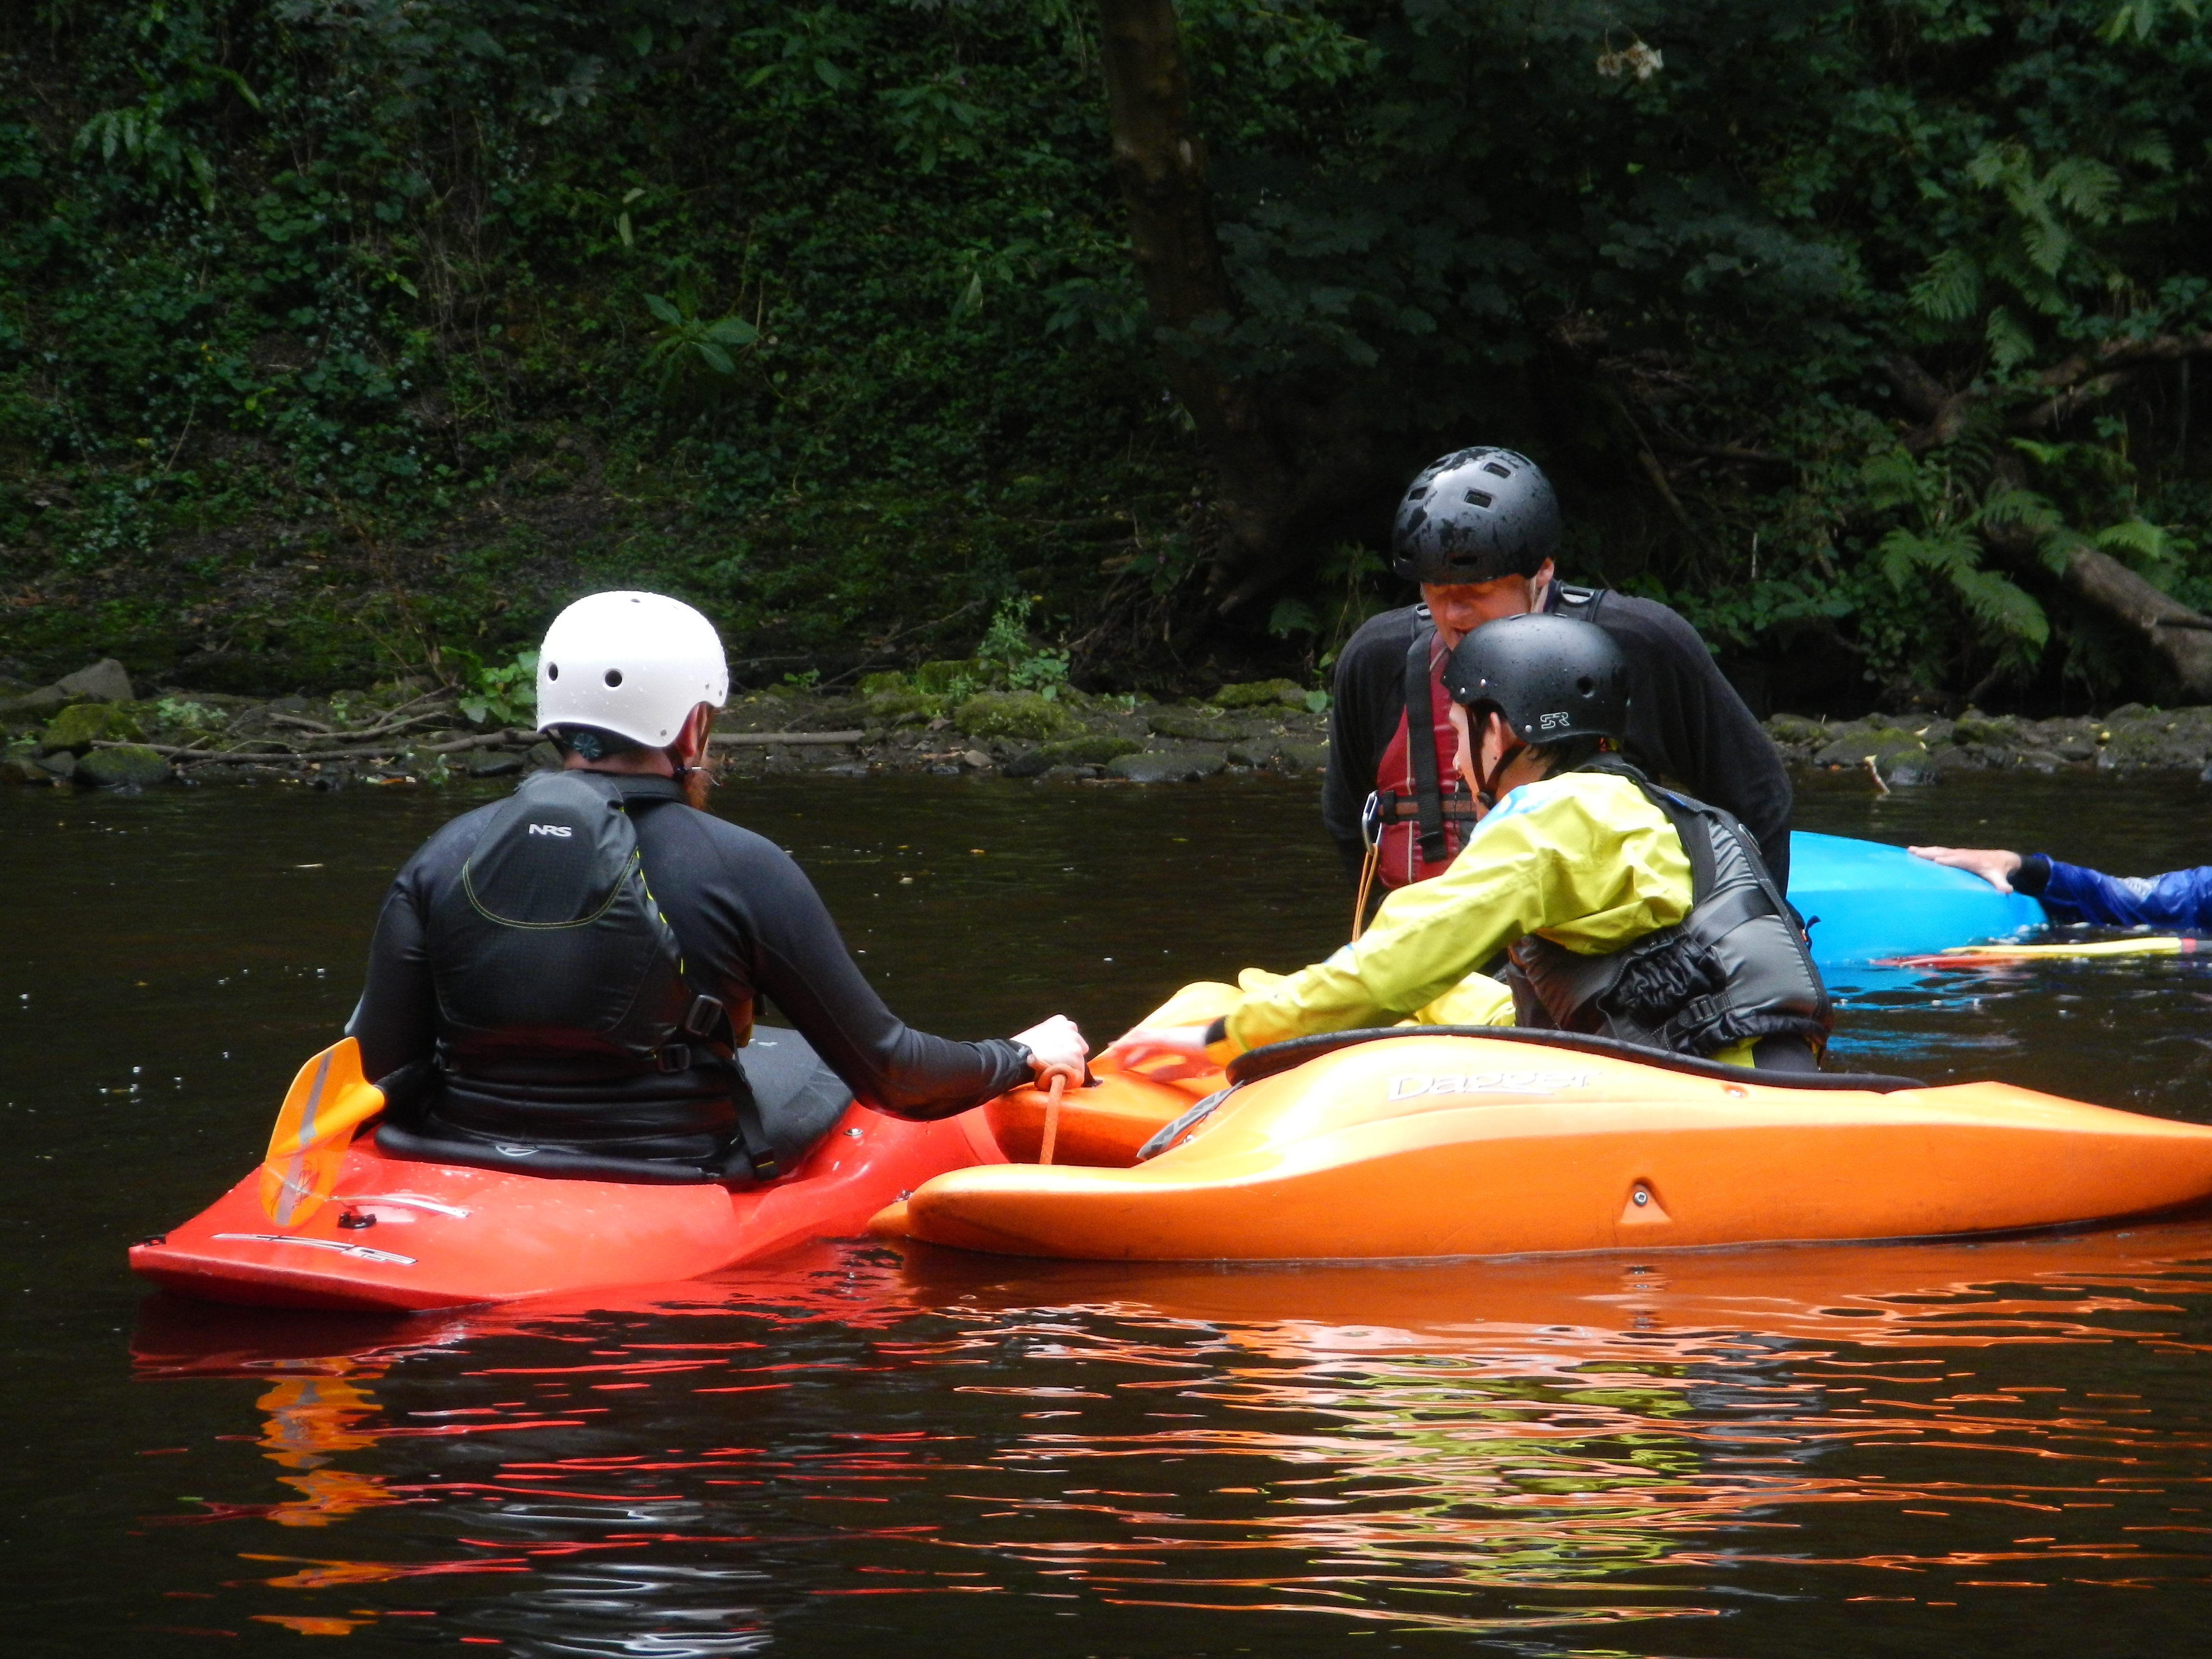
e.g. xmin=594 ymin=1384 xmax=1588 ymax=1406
xmin=348 ymin=775 xmax=1028 ymax=1120
xmin=1322 ymin=592 xmax=1794 ymax=887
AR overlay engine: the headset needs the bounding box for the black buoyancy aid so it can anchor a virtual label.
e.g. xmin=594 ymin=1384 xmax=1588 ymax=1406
xmin=1506 ymin=760 xmax=1832 ymax=1059
xmin=1366 ymin=614 xmax=1477 ymax=889
xmin=410 ymin=770 xmax=781 ymax=1179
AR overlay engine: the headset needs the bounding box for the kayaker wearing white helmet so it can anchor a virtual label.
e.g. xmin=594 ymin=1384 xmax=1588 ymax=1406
xmin=345 ymin=590 xmax=1086 ymax=1184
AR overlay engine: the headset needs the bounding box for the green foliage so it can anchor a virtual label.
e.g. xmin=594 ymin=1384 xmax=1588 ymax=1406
xmin=643 ymin=293 xmax=762 ymax=398
xmin=1187 ymin=0 xmax=2212 ymax=702
xmin=0 ymin=0 xmax=1176 ymax=686
xmin=1 ymin=0 xmax=2209 ymax=708
xmin=977 ymin=596 xmax=1070 ymax=697
xmin=452 ymin=648 xmax=540 ymax=728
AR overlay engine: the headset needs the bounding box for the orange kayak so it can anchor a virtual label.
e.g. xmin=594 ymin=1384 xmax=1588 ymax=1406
xmin=132 ymin=1100 xmax=1001 ymax=1312
xmin=877 ymin=1029 xmax=2212 ymax=1261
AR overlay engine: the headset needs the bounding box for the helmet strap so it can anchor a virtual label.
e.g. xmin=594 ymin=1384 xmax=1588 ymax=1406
xmin=1469 ymin=711 xmax=1527 ymax=811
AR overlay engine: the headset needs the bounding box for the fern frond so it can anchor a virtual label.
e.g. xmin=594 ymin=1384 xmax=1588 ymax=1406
xmin=1861 ymin=452 xmax=1926 ymax=511
xmin=2045 ymin=156 xmax=2120 ymax=220
xmin=1985 ymin=305 xmax=2037 ymax=371
xmin=1910 ymin=249 xmax=1981 ymax=322
xmin=1976 ymin=487 xmax=2061 ymax=538
xmin=1951 ymin=566 xmax=2051 ymax=649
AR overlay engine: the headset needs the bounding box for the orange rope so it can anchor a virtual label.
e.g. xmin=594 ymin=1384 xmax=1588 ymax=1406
xmin=1351 ymin=838 xmax=1381 ymax=942
xmin=1037 ymin=1071 xmax=1068 ymax=1166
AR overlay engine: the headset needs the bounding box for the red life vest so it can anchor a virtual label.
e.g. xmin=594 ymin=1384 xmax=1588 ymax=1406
xmin=1367 ymin=626 xmax=1475 ymax=889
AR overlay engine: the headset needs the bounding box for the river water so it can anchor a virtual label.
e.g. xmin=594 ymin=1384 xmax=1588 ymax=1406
xmin=5 ymin=769 xmax=2211 ymax=1655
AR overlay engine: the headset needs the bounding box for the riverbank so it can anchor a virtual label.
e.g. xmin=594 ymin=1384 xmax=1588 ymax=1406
xmin=10 ymin=654 xmax=2212 ymax=793
xmin=0 ymin=658 xmax=1334 ymax=791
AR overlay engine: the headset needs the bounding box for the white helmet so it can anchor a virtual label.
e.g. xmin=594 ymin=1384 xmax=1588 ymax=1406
xmin=535 ymin=590 xmax=729 ymax=748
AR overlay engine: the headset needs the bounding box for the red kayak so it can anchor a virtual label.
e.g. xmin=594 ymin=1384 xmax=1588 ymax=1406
xmin=130 ymin=1101 xmax=1002 ymax=1313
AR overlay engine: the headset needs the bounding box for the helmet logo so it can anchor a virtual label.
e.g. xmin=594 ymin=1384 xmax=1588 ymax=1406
xmin=1538 ymin=711 xmax=1570 ymax=731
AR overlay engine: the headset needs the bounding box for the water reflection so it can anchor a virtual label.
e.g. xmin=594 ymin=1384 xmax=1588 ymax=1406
xmin=125 ymin=1220 xmax=2212 ymax=1650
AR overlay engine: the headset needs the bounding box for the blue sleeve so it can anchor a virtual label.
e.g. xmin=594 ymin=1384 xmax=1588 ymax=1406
xmin=2032 ymin=858 xmax=2212 ymax=929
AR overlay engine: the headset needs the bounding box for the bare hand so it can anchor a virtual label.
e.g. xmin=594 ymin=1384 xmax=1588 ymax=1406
xmin=1012 ymin=1014 xmax=1087 ymax=1084
xmin=1909 ymin=845 xmax=2023 ymax=894
xmin=1106 ymin=1023 xmax=1214 ymax=1067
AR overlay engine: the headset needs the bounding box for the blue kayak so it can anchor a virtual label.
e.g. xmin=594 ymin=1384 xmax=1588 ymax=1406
xmin=1788 ymin=831 xmax=2044 ymax=972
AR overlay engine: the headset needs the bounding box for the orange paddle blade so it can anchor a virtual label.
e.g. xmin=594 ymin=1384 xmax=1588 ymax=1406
xmin=257 ymin=1038 xmax=386 ymax=1226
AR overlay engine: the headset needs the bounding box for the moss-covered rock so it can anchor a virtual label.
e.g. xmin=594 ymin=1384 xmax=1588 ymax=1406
xmin=952 ymin=691 xmax=1078 ymax=742
xmin=1949 ymin=713 xmax=2020 ymax=748
xmin=1107 ymin=745 xmax=1228 ymax=782
xmin=861 ymin=689 xmax=946 ymax=726
xmin=1811 ymin=723 xmax=1930 ymax=770
xmin=915 ymin=658 xmax=993 ymax=695
xmin=1027 ymin=734 xmax=1142 ymax=769
xmin=1214 ymin=678 xmax=1307 ymax=710
xmin=40 ymin=701 xmax=143 ymax=754
xmin=75 ymin=744 xmax=172 ymax=789
xmin=855 ymin=671 xmax=909 ymax=697
xmin=1148 ymin=707 xmax=1246 ymax=742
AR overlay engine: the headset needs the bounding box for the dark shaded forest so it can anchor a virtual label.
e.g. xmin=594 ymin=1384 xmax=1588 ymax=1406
xmin=1 ymin=0 xmax=2208 ymax=711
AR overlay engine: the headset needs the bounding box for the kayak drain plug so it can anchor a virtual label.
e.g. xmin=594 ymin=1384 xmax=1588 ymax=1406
xmin=1632 ymin=1190 xmax=1649 ymax=1207
xmin=337 ymin=1209 xmax=376 ymax=1230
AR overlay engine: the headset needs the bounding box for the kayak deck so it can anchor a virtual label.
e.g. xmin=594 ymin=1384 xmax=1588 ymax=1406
xmin=132 ymin=1102 xmax=1001 ymax=1312
xmin=880 ymin=1034 xmax=2212 ymax=1262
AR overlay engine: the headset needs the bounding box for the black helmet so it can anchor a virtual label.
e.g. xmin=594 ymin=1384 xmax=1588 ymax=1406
xmin=1391 ymin=447 xmax=1562 ymax=584
xmin=1441 ymin=614 xmax=1628 ymax=746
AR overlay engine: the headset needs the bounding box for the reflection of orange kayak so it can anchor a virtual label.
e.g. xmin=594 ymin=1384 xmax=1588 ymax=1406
xmin=895 ymin=1218 xmax=2212 ymax=1354
xmin=877 ymin=1029 xmax=2212 ymax=1262
xmin=131 ymin=1102 xmax=1001 ymax=1313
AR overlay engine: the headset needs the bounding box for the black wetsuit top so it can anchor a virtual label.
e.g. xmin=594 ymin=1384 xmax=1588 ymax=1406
xmin=1322 ymin=590 xmax=1794 ymax=889
xmin=348 ymin=774 xmax=1029 ymax=1125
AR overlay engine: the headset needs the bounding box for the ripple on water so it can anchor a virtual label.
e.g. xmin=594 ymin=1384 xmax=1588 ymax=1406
xmin=121 ymin=1224 xmax=2212 ymax=1653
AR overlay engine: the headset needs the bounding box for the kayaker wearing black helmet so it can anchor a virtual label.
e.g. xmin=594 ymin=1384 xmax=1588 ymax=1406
xmin=1323 ymin=447 xmax=1793 ymax=911
xmin=1115 ymin=614 xmax=1831 ymax=1072
xmin=346 ymin=589 xmax=1086 ymax=1186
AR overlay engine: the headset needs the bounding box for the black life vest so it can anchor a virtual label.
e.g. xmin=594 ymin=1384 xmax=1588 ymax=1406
xmin=1506 ymin=760 xmax=1832 ymax=1059
xmin=392 ymin=770 xmax=796 ymax=1181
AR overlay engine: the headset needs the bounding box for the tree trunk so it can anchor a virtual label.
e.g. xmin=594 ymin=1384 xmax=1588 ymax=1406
xmin=2053 ymin=543 xmax=2212 ymax=700
xmin=1093 ymin=0 xmax=1302 ymax=593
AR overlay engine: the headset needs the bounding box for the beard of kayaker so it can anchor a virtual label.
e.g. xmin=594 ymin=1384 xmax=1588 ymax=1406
xmin=1109 ymin=613 xmax=1832 ymax=1074
xmin=1323 ymin=447 xmax=1791 ymax=921
xmin=343 ymin=589 xmax=1086 ymax=1187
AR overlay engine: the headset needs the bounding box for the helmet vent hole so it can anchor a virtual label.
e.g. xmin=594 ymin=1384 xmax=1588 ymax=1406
xmin=1464 ymin=488 xmax=1494 ymax=508
xmin=1575 ymin=675 xmax=1596 ymax=694
xmin=546 ymin=662 xmax=559 ymax=680
xmin=604 ymin=668 xmax=624 ymax=688
xmin=1483 ymin=461 xmax=1512 ymax=478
